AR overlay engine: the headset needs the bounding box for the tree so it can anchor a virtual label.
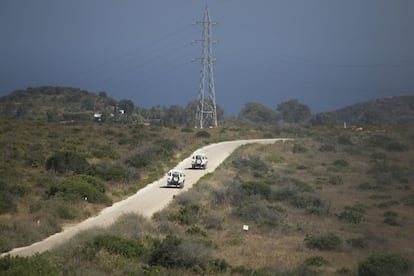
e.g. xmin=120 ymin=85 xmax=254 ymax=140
xmin=238 ymin=102 xmax=279 ymax=125
xmin=310 ymin=112 xmax=337 ymax=126
xmin=162 ymin=105 xmax=186 ymax=126
xmin=276 ymin=99 xmax=311 ymax=123
xmin=118 ymin=99 xmax=135 ymax=114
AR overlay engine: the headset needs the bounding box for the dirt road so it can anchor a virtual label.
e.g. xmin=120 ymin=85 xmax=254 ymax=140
xmin=2 ymin=138 xmax=291 ymax=257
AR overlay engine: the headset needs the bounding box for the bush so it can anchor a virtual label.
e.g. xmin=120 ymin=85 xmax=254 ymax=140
xmin=149 ymin=235 xmax=183 ymax=268
xmin=195 ymin=130 xmax=210 ymax=138
xmin=93 ymin=235 xmax=146 ymax=258
xmin=56 ymin=205 xmax=78 ymax=219
xmin=46 ymin=174 xmax=111 ymax=205
xmin=211 ymin=258 xmax=229 ymax=273
xmin=126 ymin=139 xmax=178 ymax=168
xmin=347 ymin=237 xmax=369 ymax=249
xmin=383 ymin=211 xmax=399 ymax=226
xmin=169 ymin=203 xmax=201 ymax=225
xmin=358 ymin=253 xmax=413 ymax=276
xmin=0 ymin=181 xmax=17 ymax=214
xmin=186 ymin=225 xmax=207 ymax=237
xmin=240 ymin=181 xmax=271 ymax=200
xmin=338 ymin=206 xmax=364 ymax=224
xmin=328 ymin=175 xmax=343 ymax=185
xmin=232 ymin=156 xmax=268 ymax=174
xmin=266 ymin=155 xmax=285 ymax=163
xmin=304 ymin=256 xmax=329 ymax=267
xmin=290 ymin=194 xmax=323 ymax=209
xmin=89 ymin=162 xmax=129 ymax=182
xmin=0 ymin=255 xmax=59 ymax=275
xmin=337 ymin=134 xmax=353 ymax=145
xmin=235 ymin=200 xmax=282 ymax=227
xmin=305 ymin=233 xmax=342 ymax=250
xmin=333 ymin=159 xmax=349 ymax=168
xmin=293 ymin=144 xmax=308 ymax=153
xmin=367 ymin=134 xmax=392 ymax=148
xmin=45 ymin=151 xmax=90 ymax=174
xmin=319 ymin=144 xmax=336 ymax=152
xmin=387 ymin=142 xmax=406 ymax=152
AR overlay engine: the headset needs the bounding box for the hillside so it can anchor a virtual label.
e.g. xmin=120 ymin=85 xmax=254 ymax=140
xmin=0 ymin=119 xmax=276 ymax=254
xmin=1 ymin=124 xmax=413 ymax=275
xmin=2 ymin=86 xmax=414 ymax=126
xmin=0 ymin=86 xmax=123 ymax=122
xmin=328 ymin=95 xmax=414 ymax=125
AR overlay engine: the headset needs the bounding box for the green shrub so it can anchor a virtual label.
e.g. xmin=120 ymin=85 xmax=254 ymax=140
xmin=29 ymin=203 xmax=42 ymax=213
xmin=290 ymin=195 xmax=323 ymax=209
xmin=126 ymin=152 xmax=150 ymax=168
xmin=387 ymin=142 xmax=406 ymax=152
xmin=293 ymin=144 xmax=308 ymax=153
xmin=402 ymin=194 xmax=414 ymax=207
xmin=358 ymin=182 xmax=378 ymax=190
xmin=181 ymin=127 xmax=193 ymax=133
xmin=290 ymin=178 xmax=313 ymax=192
xmin=266 ymin=155 xmax=285 ymax=163
xmin=169 ymin=203 xmax=201 ymax=225
xmin=45 ymin=151 xmax=90 ymax=174
xmin=235 ymin=201 xmax=282 ymax=227
xmin=56 ymin=205 xmax=78 ymax=219
xmin=0 ymin=255 xmax=59 ymax=275
xmin=186 ymin=225 xmax=207 ymax=237
xmin=195 ymin=130 xmax=210 ymax=138
xmin=91 ymin=144 xmax=119 ymax=159
xmin=232 ymin=156 xmax=268 ymax=174
xmin=338 ymin=206 xmax=364 ymax=224
xmin=383 ymin=211 xmax=399 ymax=226
xmin=319 ymin=144 xmax=336 ymax=152
xmin=149 ymin=235 xmax=183 ymax=268
xmin=367 ymin=134 xmax=392 ymax=148
xmin=46 ymin=174 xmax=111 ymax=205
xmin=376 ymin=200 xmax=399 ymax=208
xmin=337 ymin=134 xmax=353 ymax=145
xmin=211 ymin=258 xmax=229 ymax=273
xmin=305 ymin=233 xmax=342 ymax=250
xmin=153 ymin=139 xmax=178 ymax=159
xmin=333 ymin=159 xmax=349 ymax=168
xmin=93 ymin=235 xmax=146 ymax=258
xmin=0 ymin=181 xmax=17 ymax=214
xmin=89 ymin=162 xmax=129 ymax=182
xmin=304 ymin=256 xmax=329 ymax=267
xmin=126 ymin=139 xmax=178 ymax=168
xmin=328 ymin=175 xmax=343 ymax=185
xmin=358 ymin=253 xmax=413 ymax=276
xmin=241 ymin=181 xmax=271 ymax=200
xmin=347 ymin=237 xmax=369 ymax=249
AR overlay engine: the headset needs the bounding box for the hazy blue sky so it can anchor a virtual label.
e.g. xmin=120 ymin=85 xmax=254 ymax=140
xmin=1 ymin=0 xmax=413 ymax=114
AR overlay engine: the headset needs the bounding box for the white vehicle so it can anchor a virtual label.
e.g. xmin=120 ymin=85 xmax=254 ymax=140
xmin=191 ymin=153 xmax=208 ymax=169
xmin=166 ymin=169 xmax=185 ymax=188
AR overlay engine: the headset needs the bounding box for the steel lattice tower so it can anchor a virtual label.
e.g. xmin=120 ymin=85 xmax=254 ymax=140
xmin=195 ymin=5 xmax=217 ymax=128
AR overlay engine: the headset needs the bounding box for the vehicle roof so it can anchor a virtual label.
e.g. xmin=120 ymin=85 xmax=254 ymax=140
xmin=168 ymin=169 xmax=184 ymax=173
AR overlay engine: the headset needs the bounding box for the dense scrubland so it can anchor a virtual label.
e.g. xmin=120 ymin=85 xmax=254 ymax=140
xmin=1 ymin=120 xmax=413 ymax=275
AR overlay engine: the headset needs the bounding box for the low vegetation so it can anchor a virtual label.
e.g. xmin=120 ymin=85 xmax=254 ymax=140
xmin=1 ymin=112 xmax=413 ymax=274
xmin=0 ymin=119 xmax=274 ymax=253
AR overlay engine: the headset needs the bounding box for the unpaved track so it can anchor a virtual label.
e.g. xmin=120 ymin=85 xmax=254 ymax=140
xmin=2 ymin=138 xmax=291 ymax=257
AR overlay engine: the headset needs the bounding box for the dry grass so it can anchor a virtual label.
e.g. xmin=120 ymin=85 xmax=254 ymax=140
xmin=157 ymin=125 xmax=414 ymax=274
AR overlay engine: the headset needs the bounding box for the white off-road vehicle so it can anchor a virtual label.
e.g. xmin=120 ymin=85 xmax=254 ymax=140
xmin=191 ymin=153 xmax=208 ymax=169
xmin=166 ymin=169 xmax=185 ymax=188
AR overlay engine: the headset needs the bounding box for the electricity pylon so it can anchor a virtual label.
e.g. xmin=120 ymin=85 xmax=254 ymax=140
xmin=194 ymin=5 xmax=217 ymax=128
